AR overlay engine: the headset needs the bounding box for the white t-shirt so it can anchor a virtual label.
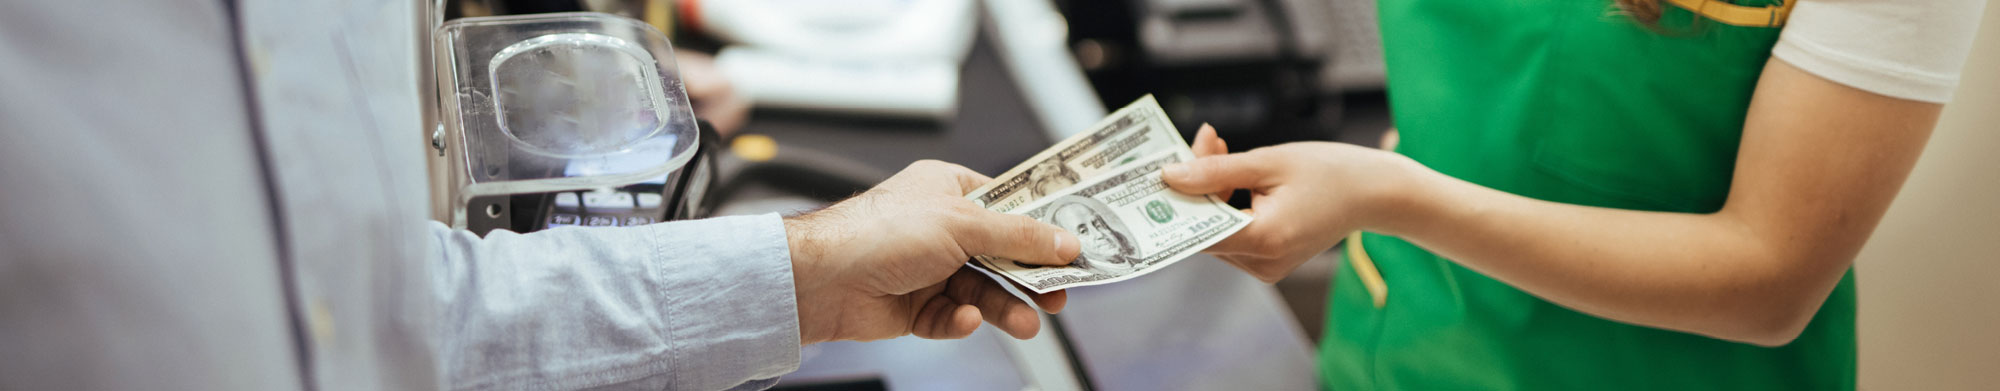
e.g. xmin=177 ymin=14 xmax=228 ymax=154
xmin=1772 ymin=0 xmax=1990 ymax=103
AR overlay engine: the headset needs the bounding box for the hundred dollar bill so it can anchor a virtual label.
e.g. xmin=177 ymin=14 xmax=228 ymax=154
xmin=966 ymin=95 xmax=1192 ymax=213
xmin=972 ymin=150 xmax=1252 ymax=293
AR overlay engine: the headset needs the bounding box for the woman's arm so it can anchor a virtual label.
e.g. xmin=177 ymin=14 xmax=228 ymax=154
xmin=1165 ymin=58 xmax=1942 ymax=346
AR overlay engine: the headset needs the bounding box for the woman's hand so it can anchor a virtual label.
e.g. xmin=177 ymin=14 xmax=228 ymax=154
xmin=676 ymin=51 xmax=751 ymax=137
xmin=1163 ymin=125 xmax=1432 ymax=282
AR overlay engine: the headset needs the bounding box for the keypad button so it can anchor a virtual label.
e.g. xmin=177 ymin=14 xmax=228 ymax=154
xmin=582 ymin=190 xmax=634 ymax=210
xmin=554 ymin=192 xmax=581 ymax=208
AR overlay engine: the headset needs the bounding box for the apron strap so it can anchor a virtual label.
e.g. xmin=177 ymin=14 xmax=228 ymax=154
xmin=1661 ymin=0 xmax=1796 ymax=28
xmin=1346 ymin=232 xmax=1389 ymax=308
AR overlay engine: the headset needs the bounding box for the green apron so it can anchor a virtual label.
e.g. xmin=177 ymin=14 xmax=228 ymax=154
xmin=1318 ymin=0 xmax=1857 ymax=389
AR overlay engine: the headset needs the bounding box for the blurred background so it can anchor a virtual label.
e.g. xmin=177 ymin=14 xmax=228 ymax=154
xmin=437 ymin=0 xmax=1999 ymax=389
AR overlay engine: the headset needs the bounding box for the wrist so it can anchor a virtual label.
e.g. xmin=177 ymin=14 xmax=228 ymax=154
xmin=1361 ymin=154 xmax=1452 ymax=238
xmin=783 ymin=215 xmax=838 ymax=345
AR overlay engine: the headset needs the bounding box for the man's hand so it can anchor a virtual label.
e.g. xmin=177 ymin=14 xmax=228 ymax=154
xmin=786 ymin=160 xmax=1082 ymax=344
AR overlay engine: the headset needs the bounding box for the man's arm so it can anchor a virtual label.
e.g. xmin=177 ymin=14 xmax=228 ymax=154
xmin=1166 ymin=59 xmax=1941 ymax=346
xmin=427 ymin=215 xmax=800 ymax=391
xmin=425 ymin=161 xmax=1078 ymax=391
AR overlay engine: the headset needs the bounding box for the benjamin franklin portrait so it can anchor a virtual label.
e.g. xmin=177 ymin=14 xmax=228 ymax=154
xmin=1016 ymin=195 xmax=1141 ymax=274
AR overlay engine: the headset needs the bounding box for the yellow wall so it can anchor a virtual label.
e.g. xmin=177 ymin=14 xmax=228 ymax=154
xmin=1854 ymin=4 xmax=2000 ymax=390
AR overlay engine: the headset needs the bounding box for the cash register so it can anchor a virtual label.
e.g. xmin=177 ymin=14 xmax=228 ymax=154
xmin=428 ymin=11 xmax=718 ymax=235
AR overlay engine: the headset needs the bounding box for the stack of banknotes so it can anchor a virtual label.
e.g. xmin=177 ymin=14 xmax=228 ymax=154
xmin=967 ymin=95 xmax=1252 ymax=293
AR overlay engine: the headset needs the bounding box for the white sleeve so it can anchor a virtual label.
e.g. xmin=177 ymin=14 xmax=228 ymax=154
xmin=1771 ymin=0 xmax=1989 ymax=103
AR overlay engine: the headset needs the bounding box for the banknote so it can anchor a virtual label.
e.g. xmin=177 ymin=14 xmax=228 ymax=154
xmin=966 ymin=95 xmax=1193 ymax=213
xmin=972 ymin=150 xmax=1252 ymax=293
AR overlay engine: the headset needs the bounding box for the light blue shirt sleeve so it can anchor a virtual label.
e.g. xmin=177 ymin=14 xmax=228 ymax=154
xmin=426 ymin=213 xmax=802 ymax=390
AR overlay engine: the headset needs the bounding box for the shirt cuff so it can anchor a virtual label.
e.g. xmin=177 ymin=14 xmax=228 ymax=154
xmin=647 ymin=213 xmax=801 ymax=390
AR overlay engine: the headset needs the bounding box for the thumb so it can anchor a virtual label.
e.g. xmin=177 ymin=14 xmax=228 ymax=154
xmin=1162 ymin=150 xmax=1280 ymax=195
xmin=1193 ymin=123 xmax=1229 ymax=158
xmin=949 ymin=208 xmax=1082 ymax=266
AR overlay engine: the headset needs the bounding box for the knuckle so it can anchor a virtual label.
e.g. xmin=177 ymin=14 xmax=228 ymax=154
xmin=946 ymin=200 xmax=984 ymax=217
xmin=938 ymin=207 xmax=974 ymax=229
xmin=901 ymin=160 xmax=944 ymax=176
xmin=1012 ymin=217 xmax=1046 ymax=245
